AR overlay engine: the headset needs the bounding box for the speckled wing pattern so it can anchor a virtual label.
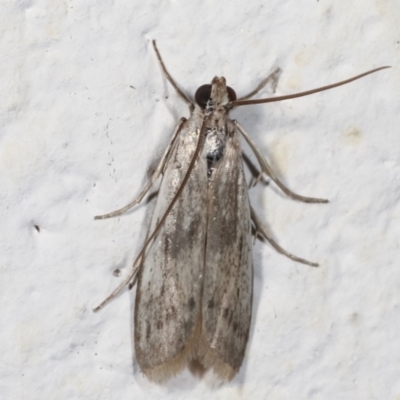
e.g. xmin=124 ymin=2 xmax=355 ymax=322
xmin=134 ymin=113 xmax=209 ymax=382
xmin=200 ymin=127 xmax=253 ymax=380
xmin=134 ymin=115 xmax=252 ymax=382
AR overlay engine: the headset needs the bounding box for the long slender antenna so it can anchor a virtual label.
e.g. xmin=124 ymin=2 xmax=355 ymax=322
xmin=232 ymin=66 xmax=390 ymax=107
xmin=152 ymin=40 xmax=194 ymax=110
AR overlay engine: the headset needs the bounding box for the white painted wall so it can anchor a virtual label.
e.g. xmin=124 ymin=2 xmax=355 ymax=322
xmin=1 ymin=1 xmax=399 ymax=398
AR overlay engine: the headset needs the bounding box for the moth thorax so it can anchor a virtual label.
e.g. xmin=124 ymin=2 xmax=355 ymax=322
xmin=204 ymin=128 xmax=226 ymax=169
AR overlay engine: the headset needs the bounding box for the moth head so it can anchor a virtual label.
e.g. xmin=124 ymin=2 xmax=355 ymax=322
xmin=195 ymin=76 xmax=236 ymax=110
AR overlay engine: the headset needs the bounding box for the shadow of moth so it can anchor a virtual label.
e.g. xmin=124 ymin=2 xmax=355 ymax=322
xmin=94 ymin=41 xmax=389 ymax=382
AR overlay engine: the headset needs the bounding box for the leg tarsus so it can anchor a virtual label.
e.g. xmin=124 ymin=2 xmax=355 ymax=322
xmin=94 ymin=181 xmax=152 ymax=220
xmin=94 ymin=118 xmax=186 ymax=220
xmin=93 ymin=255 xmax=142 ymax=312
xmin=251 ymin=206 xmax=318 ymax=267
xmin=236 ymin=121 xmax=329 ymax=204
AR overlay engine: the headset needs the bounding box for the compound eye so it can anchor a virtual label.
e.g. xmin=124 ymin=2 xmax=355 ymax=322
xmin=227 ymin=86 xmax=237 ymax=102
xmin=195 ymin=84 xmax=212 ymax=108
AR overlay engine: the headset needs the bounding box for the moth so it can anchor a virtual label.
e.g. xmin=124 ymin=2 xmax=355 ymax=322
xmin=94 ymin=41 xmax=388 ymax=382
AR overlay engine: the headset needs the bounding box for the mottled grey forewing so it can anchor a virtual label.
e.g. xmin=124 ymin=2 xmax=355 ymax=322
xmin=134 ymin=115 xmax=208 ymax=375
xmin=202 ymin=126 xmax=253 ymax=376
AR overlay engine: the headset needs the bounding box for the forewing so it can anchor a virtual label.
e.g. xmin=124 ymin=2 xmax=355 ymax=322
xmin=201 ymin=125 xmax=253 ymax=380
xmin=134 ymin=115 xmax=208 ymax=381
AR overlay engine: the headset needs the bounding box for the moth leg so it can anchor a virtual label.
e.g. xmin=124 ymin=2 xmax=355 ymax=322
xmin=242 ymin=151 xmax=269 ymax=188
xmin=237 ymin=67 xmax=281 ymax=101
xmin=251 ymin=172 xmax=266 ymax=189
xmin=95 ymin=118 xmax=186 ymax=220
xmin=250 ymin=206 xmax=318 ymax=267
xmin=235 ymin=121 xmax=329 ymax=204
xmin=152 ymin=40 xmax=194 ymax=112
xmin=93 ymin=254 xmax=143 ymax=312
xmin=94 ymin=118 xmax=207 ymax=311
xmin=252 ymin=224 xmax=263 ymax=245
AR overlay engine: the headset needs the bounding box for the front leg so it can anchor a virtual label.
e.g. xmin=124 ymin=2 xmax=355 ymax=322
xmin=95 ymin=118 xmax=186 ymax=220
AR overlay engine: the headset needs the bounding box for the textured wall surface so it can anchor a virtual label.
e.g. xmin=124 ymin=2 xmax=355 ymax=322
xmin=1 ymin=1 xmax=399 ymax=399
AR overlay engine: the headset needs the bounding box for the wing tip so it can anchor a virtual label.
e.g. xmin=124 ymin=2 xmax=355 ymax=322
xmin=138 ymin=326 xmax=201 ymax=383
xmin=138 ymin=341 xmax=240 ymax=383
xmin=137 ymin=320 xmax=242 ymax=383
xmin=200 ymin=345 xmax=239 ymax=382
